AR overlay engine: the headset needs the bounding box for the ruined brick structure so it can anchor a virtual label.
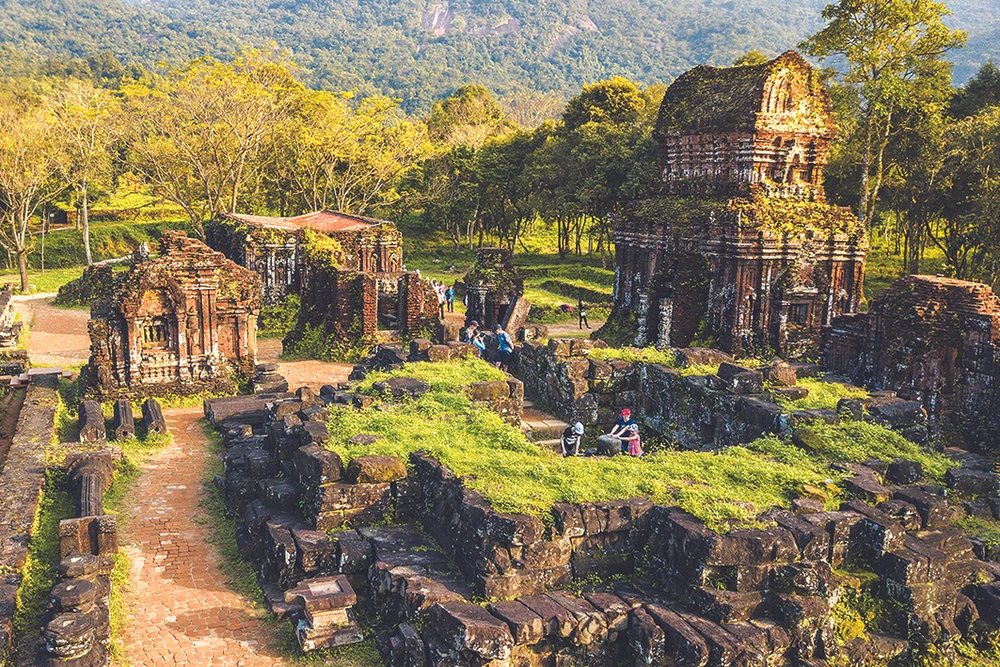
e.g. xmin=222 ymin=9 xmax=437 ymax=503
xmin=822 ymin=275 xmax=1000 ymax=447
xmin=462 ymin=248 xmax=527 ymax=332
xmin=606 ymin=51 xmax=867 ymax=358
xmin=86 ymin=231 xmax=261 ymax=399
xmin=208 ymin=210 xmax=439 ymax=350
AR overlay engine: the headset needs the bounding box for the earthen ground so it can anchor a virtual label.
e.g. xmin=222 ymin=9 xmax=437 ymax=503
xmin=120 ymin=407 xmax=287 ymax=666
xmin=257 ymin=338 xmax=354 ymax=389
xmin=12 ymin=294 xmax=90 ymax=368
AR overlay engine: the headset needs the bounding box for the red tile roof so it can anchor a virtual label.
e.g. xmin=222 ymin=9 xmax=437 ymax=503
xmin=222 ymin=210 xmax=389 ymax=233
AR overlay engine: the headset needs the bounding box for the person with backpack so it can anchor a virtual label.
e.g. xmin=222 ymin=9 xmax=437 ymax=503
xmin=494 ymin=323 xmax=513 ymax=371
xmin=561 ymin=422 xmax=585 ymax=457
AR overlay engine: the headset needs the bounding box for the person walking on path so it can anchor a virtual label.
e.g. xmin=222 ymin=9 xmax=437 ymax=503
xmin=494 ymin=323 xmax=513 ymax=371
xmin=446 ymin=285 xmax=455 ymax=312
xmin=578 ymin=300 xmax=590 ymax=330
xmin=434 ymin=281 xmax=446 ymax=318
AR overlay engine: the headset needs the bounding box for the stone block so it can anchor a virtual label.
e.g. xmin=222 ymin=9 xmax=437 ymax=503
xmin=344 ymin=455 xmax=407 ymax=484
xmin=887 ymin=459 xmax=923 ymax=485
xmin=488 ymin=600 xmax=545 ymax=645
xmin=893 ymin=487 xmax=954 ymax=528
xmin=627 ymin=607 xmax=666 ymax=666
xmin=294 ymin=444 xmax=343 ymax=487
xmin=426 ymin=345 xmax=451 ymax=362
xmin=946 ymin=468 xmax=1000 ymax=496
xmin=642 ymin=603 xmax=709 ymax=667
xmin=764 ymin=361 xmax=798 ymax=386
xmin=716 ymin=363 xmax=764 ymax=395
xmin=428 ymin=600 xmax=514 ymax=662
xmin=688 ymin=587 xmax=765 ymax=623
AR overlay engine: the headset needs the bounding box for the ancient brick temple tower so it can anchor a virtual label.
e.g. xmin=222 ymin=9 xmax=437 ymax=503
xmin=822 ymin=275 xmax=1000 ymax=447
xmin=462 ymin=248 xmax=525 ymax=331
xmin=86 ymin=231 xmax=261 ymax=399
xmin=606 ymin=51 xmax=867 ymax=358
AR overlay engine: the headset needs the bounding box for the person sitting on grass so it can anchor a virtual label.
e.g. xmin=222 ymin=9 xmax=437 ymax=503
xmin=494 ymin=323 xmax=513 ymax=371
xmin=561 ymin=422 xmax=585 ymax=457
xmin=608 ymin=408 xmax=642 ymax=456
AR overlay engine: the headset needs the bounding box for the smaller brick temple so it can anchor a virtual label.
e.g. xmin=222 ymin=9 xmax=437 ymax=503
xmin=605 ymin=51 xmax=867 ymax=359
xmin=462 ymin=248 xmax=528 ymax=333
xmin=821 ymin=275 xmax=1000 ymax=447
xmin=208 ymin=210 xmax=439 ymax=351
xmin=86 ymin=231 xmax=261 ymax=399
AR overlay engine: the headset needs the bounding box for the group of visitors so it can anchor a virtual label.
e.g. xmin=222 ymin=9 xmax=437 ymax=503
xmin=461 ymin=320 xmax=513 ymax=371
xmin=560 ymin=408 xmax=642 ymax=457
xmin=432 ymin=280 xmax=455 ymax=317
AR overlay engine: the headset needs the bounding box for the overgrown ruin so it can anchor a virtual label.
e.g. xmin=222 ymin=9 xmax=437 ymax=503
xmin=86 ymin=231 xmax=261 ymax=399
xmin=605 ymin=51 xmax=867 ymax=359
xmin=822 ymin=274 xmax=1000 ymax=449
xmin=208 ymin=210 xmax=440 ymax=351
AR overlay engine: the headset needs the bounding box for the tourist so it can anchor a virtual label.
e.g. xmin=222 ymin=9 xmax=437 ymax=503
xmin=462 ymin=320 xmax=479 ymax=343
xmin=446 ymin=285 xmax=455 ymax=312
xmin=608 ymin=408 xmax=642 ymax=456
xmin=494 ymin=323 xmax=513 ymax=371
xmin=434 ymin=281 xmax=446 ymax=317
xmin=578 ymin=299 xmax=590 ymax=330
xmin=471 ymin=330 xmax=486 ymax=357
xmin=561 ymin=422 xmax=585 ymax=457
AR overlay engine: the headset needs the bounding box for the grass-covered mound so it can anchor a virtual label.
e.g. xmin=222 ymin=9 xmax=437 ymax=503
xmin=327 ymin=358 xmax=959 ymax=532
xmin=773 ymin=377 xmax=869 ymax=411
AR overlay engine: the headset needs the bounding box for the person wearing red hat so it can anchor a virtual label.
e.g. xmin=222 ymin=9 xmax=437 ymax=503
xmin=608 ymin=408 xmax=642 ymax=456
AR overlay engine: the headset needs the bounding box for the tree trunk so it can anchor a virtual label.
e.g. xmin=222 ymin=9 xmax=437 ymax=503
xmin=17 ymin=250 xmax=28 ymax=293
xmin=81 ymin=184 xmax=93 ymax=265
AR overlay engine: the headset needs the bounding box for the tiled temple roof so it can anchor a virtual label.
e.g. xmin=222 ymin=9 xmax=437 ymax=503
xmin=221 ymin=210 xmax=390 ymax=233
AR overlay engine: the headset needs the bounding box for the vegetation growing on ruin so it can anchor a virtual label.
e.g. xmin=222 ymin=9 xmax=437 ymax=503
xmin=805 ymin=420 xmax=955 ymax=481
xmin=259 ymin=294 xmax=301 ymax=339
xmin=301 ymin=228 xmax=345 ymax=271
xmin=356 ymin=357 xmax=508 ymax=395
xmin=773 ymin=377 xmax=869 ymax=411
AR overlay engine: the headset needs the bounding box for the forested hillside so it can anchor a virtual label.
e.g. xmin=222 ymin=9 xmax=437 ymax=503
xmin=1 ymin=0 xmax=996 ymax=110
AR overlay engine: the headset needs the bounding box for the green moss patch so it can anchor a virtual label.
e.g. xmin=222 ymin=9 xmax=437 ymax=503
xmin=774 ymin=378 xmax=869 ymax=411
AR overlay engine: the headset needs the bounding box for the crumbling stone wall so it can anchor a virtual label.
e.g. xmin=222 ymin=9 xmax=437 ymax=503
xmin=86 ymin=231 xmax=261 ymax=400
xmin=821 ymin=275 xmax=1000 ymax=448
xmin=607 ymin=51 xmax=867 ymax=359
xmin=0 ymin=376 xmax=58 ymax=655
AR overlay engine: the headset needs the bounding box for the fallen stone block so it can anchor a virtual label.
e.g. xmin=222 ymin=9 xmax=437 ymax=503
xmin=344 ymin=455 xmax=407 ymax=484
xmin=428 ymin=600 xmax=514 ymax=662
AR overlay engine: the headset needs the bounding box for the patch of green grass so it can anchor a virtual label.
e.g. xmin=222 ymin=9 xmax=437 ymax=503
xmin=355 ymin=357 xmax=508 ymax=395
xmin=774 ymin=378 xmax=869 ymax=412
xmin=10 ymin=471 xmax=75 ymax=663
xmin=806 ymin=420 xmax=955 ymax=481
xmin=588 ymin=346 xmax=676 ymax=366
xmin=325 ymin=390 xmax=832 ymax=532
xmin=0 ymin=266 xmax=85 ymax=295
xmin=957 ymin=516 xmax=1000 ymax=548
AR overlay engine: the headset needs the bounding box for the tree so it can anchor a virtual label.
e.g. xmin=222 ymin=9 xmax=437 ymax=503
xmin=0 ymin=93 xmax=64 ymax=290
xmin=562 ymin=77 xmax=645 ymax=131
xmin=950 ymin=62 xmax=1000 ymax=118
xmin=428 ymin=85 xmax=510 ymax=146
xmin=270 ymin=91 xmax=430 ymax=215
xmin=802 ymin=0 xmax=966 ymax=229
xmin=47 ymin=80 xmax=118 ymax=264
xmin=125 ymin=50 xmax=300 ymax=236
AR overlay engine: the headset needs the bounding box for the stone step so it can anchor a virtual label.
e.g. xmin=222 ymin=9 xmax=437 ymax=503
xmin=521 ymin=419 xmax=569 ymax=441
xmin=536 ymin=438 xmax=562 ymax=453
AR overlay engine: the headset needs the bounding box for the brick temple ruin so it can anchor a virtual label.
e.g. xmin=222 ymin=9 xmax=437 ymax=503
xmin=822 ymin=274 xmax=1000 ymax=447
xmin=606 ymin=51 xmax=867 ymax=358
xmin=86 ymin=231 xmax=261 ymax=399
xmin=207 ymin=210 xmax=439 ymax=349
xmin=462 ymin=247 xmax=530 ymax=337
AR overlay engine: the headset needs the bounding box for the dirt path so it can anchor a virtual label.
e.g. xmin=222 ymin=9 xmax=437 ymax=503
xmin=121 ymin=407 xmax=286 ymax=666
xmin=12 ymin=295 xmax=90 ymax=368
xmin=543 ymin=318 xmax=606 ymax=338
xmin=257 ymin=338 xmax=356 ymax=389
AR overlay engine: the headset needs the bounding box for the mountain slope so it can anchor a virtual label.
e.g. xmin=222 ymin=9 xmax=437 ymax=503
xmin=2 ymin=0 xmax=997 ymax=110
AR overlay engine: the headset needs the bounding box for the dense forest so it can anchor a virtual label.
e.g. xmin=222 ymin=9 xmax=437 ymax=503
xmin=1 ymin=0 xmax=997 ymax=110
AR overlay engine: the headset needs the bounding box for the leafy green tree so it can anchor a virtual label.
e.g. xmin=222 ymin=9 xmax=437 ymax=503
xmin=47 ymin=80 xmax=119 ymax=264
xmin=428 ymin=85 xmax=510 ymax=146
xmin=733 ymin=50 xmax=770 ymax=66
xmin=562 ymin=77 xmax=645 ymax=131
xmin=0 ymin=91 xmax=64 ymax=290
xmin=950 ymin=62 xmax=1000 ymax=119
xmin=802 ymin=0 xmax=966 ymax=229
xmin=124 ymin=50 xmax=301 ymax=236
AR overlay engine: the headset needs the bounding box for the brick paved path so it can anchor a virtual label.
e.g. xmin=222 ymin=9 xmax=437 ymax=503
xmin=121 ymin=407 xmax=286 ymax=666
